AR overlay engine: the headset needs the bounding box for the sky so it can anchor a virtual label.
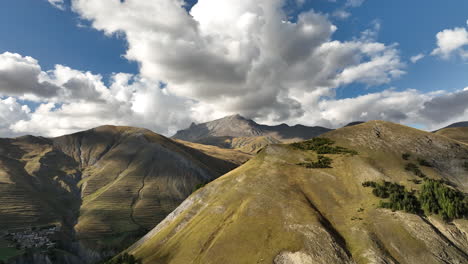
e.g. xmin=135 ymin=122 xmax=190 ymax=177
xmin=0 ymin=0 xmax=467 ymax=137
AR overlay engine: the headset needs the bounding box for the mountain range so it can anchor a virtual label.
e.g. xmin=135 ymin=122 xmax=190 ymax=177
xmin=172 ymin=114 xmax=332 ymax=153
xmin=0 ymin=117 xmax=467 ymax=264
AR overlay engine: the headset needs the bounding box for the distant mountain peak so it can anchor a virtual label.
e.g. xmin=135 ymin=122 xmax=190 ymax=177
xmin=433 ymin=121 xmax=468 ymax=132
xmin=217 ymin=113 xmax=251 ymax=122
xmin=172 ymin=115 xmax=332 ymax=144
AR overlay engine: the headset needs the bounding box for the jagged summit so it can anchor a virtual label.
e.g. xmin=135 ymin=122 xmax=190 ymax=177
xmin=172 ymin=114 xmax=332 ymax=147
xmin=172 ymin=114 xmax=261 ymax=141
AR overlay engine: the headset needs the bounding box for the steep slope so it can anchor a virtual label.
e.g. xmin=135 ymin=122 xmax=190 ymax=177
xmin=0 ymin=126 xmax=247 ymax=262
xmin=126 ymin=121 xmax=468 ymax=264
xmin=172 ymin=114 xmax=331 ymax=152
xmin=0 ymin=136 xmax=80 ymax=230
xmin=435 ymin=127 xmax=468 ymax=145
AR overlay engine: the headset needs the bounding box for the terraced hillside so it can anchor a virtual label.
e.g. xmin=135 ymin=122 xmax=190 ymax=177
xmin=0 ymin=125 xmax=250 ymax=263
xmin=172 ymin=114 xmax=331 ymax=153
xmin=125 ymin=121 xmax=468 ymax=264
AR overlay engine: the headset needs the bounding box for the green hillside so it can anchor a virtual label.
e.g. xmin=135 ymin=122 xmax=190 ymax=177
xmin=125 ymin=121 xmax=468 ymax=264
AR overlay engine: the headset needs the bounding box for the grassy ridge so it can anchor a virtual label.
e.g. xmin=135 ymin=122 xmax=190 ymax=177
xmin=125 ymin=121 xmax=468 ymax=264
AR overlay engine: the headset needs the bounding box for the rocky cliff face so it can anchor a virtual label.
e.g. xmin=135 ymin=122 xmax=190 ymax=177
xmin=0 ymin=125 xmax=249 ymax=263
xmin=126 ymin=121 xmax=468 ymax=264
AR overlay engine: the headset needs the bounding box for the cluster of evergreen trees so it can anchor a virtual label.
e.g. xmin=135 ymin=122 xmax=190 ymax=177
xmin=362 ymin=181 xmax=421 ymax=214
xmin=420 ymin=179 xmax=468 ymax=220
xmin=405 ymin=163 xmax=426 ymax=178
xmin=297 ymin=155 xmax=332 ymax=168
xmin=291 ymin=138 xmax=357 ymax=155
xmin=363 ymin=179 xmax=468 ymax=220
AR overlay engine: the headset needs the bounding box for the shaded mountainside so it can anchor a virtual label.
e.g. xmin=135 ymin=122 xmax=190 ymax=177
xmin=0 ymin=126 xmax=248 ymax=263
xmin=172 ymin=114 xmax=331 ymax=153
xmin=439 ymin=121 xmax=468 ymax=130
xmin=126 ymin=121 xmax=468 ymax=264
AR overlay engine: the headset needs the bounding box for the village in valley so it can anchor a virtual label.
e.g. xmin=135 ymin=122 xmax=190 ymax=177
xmin=1 ymin=225 xmax=60 ymax=251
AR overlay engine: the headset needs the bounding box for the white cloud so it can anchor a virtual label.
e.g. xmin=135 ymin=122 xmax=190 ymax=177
xmin=315 ymin=89 xmax=427 ymax=126
xmin=410 ymin=53 xmax=425 ymax=63
xmin=332 ymin=10 xmax=351 ymax=20
xmin=0 ymin=97 xmax=31 ymax=137
xmin=9 ymin=74 xmax=194 ymax=137
xmin=1 ymin=1 xmax=467 ymax=137
xmin=71 ymin=0 xmax=404 ymax=123
xmin=286 ymin=88 xmax=468 ymax=131
xmin=0 ymin=52 xmax=193 ymax=137
xmin=0 ymin=52 xmax=61 ymax=98
xmin=346 ymin=0 xmax=366 ymax=7
xmin=48 ymin=0 xmax=66 ymax=10
xmin=431 ymin=26 xmax=468 ymax=59
xmin=1 ymin=51 xmax=467 ymax=136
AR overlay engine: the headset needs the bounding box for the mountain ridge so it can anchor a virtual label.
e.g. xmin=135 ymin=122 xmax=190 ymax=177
xmin=0 ymin=125 xmax=250 ymax=263
xmin=172 ymin=114 xmax=332 ymax=152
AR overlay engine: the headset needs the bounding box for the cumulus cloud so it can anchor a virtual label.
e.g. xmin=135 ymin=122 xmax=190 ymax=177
xmin=314 ymin=89 xmax=427 ymax=126
xmin=431 ymin=25 xmax=468 ymax=59
xmin=418 ymin=89 xmax=468 ymax=124
xmin=71 ymin=0 xmax=404 ymax=123
xmin=48 ymin=0 xmax=66 ymax=10
xmin=1 ymin=51 xmax=467 ymax=136
xmin=288 ymin=88 xmax=468 ymax=131
xmin=410 ymin=53 xmax=425 ymax=63
xmin=1 ymin=1 xmax=467 ymax=137
xmin=0 ymin=52 xmax=61 ymax=98
xmin=0 ymin=97 xmax=31 ymax=137
xmin=11 ymin=75 xmax=193 ymax=137
xmin=0 ymin=52 xmax=193 ymax=137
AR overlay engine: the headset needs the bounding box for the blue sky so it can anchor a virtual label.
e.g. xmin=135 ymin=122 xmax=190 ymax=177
xmin=0 ymin=0 xmax=136 ymax=78
xmin=0 ymin=0 xmax=467 ymax=136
